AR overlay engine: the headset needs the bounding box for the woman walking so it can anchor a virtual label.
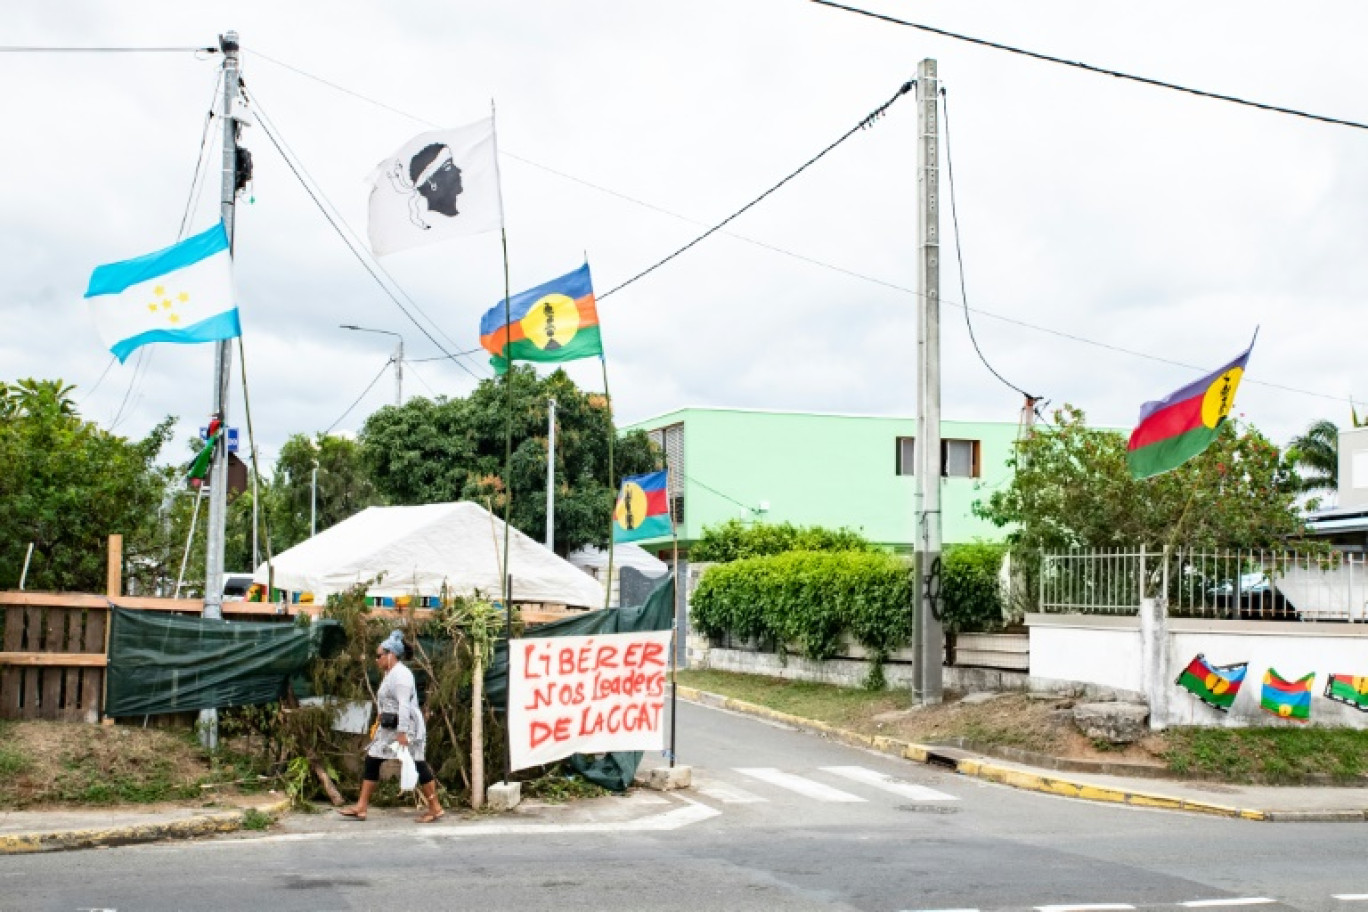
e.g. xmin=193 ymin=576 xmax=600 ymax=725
xmin=339 ymin=630 xmax=445 ymax=823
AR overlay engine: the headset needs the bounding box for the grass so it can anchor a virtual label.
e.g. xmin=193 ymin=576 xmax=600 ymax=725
xmin=680 ymin=668 xmax=1368 ymax=785
xmin=240 ymin=808 xmax=272 ymax=831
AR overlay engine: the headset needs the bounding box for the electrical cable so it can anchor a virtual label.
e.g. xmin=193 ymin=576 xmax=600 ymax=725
xmin=76 ymin=356 xmax=117 ymax=408
xmin=108 ymin=348 xmax=151 ymax=431
xmin=598 ymin=78 xmax=915 ymax=300
xmin=240 ymin=82 xmax=491 ymax=382
xmin=401 ymin=359 xmax=441 ymax=398
xmin=178 ymin=71 xmax=223 ymax=241
xmin=244 ymin=50 xmax=1358 ymax=409
xmin=325 ymin=359 xmax=393 ymax=435
xmin=940 ymin=86 xmax=1038 ymax=403
xmin=810 ymin=0 xmax=1368 ymax=132
xmin=406 ymin=348 xmax=484 ymax=363
xmin=0 ymin=45 xmax=216 ymax=54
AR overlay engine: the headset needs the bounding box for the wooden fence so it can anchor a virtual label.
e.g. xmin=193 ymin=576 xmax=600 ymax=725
xmin=0 ymin=534 xmax=580 ymax=723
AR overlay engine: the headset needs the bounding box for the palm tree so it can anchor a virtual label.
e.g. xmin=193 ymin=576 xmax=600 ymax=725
xmin=1285 ymin=419 xmax=1339 ymax=495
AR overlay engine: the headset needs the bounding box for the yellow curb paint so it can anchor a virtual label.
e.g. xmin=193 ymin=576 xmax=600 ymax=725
xmin=676 ymin=687 xmax=1287 ymax=821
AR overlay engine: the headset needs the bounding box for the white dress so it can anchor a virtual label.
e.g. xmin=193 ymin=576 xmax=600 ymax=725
xmin=366 ymin=661 xmax=427 ymax=762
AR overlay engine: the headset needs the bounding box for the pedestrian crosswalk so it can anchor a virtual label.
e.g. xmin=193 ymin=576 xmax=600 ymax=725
xmin=690 ymin=764 xmax=959 ymax=807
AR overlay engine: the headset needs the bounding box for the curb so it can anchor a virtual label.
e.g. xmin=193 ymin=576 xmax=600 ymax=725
xmin=0 ymin=797 xmax=291 ymax=855
xmin=676 ymin=686 xmax=1274 ymax=821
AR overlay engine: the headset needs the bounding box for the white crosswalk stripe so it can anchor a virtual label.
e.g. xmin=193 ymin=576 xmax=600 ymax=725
xmin=734 ymin=767 xmax=867 ymax=802
xmin=820 ymin=765 xmax=959 ymax=801
xmin=695 ymin=780 xmax=769 ymax=804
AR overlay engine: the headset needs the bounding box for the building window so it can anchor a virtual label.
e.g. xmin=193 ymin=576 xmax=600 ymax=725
xmin=943 ymin=439 xmax=981 ymax=478
xmin=895 ymin=436 xmax=981 ymax=478
xmin=648 ymin=422 xmax=686 ymax=522
xmin=896 ymin=437 xmax=916 ymax=476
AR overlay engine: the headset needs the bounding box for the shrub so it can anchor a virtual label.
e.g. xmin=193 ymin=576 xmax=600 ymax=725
xmin=940 ymin=542 xmax=1007 ymax=633
xmin=691 ymin=550 xmax=913 ymax=684
xmin=690 ymin=519 xmax=874 ymax=564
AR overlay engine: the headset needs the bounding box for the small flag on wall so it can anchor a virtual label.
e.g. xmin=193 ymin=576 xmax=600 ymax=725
xmin=613 ymin=470 xmax=671 ymax=543
xmin=1260 ymin=668 xmax=1314 ymax=722
xmin=1324 ymin=673 xmax=1368 ymax=712
xmin=1127 ymin=341 xmax=1253 ymax=480
xmin=1175 ymin=654 xmax=1247 ymax=712
xmin=85 ymin=222 xmax=240 ymax=363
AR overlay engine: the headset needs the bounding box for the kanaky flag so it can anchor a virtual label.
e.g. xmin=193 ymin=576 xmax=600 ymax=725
xmin=480 ymin=264 xmax=602 ymax=374
xmin=1175 ymin=654 xmax=1247 ymax=712
xmin=613 ymin=471 xmax=670 ymax=543
xmin=1260 ymin=668 xmax=1314 ymax=722
xmin=1127 ymin=341 xmax=1253 ymax=480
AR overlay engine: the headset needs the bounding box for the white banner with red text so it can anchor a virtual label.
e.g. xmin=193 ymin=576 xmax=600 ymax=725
xmin=507 ymin=630 xmax=672 ymax=772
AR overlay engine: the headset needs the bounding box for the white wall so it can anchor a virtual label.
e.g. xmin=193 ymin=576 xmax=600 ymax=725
xmin=1028 ymin=613 xmax=1368 ymax=729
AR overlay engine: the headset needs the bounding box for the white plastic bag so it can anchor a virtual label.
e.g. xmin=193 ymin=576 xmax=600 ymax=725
xmin=393 ymin=743 xmax=418 ymax=792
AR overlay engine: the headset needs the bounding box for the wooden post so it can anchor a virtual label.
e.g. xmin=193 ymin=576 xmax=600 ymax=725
xmin=471 ymin=650 xmax=485 ymax=809
xmin=106 ymin=534 xmax=123 ymax=598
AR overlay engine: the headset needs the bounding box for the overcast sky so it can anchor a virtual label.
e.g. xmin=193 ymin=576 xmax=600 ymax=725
xmin=3 ymin=1 xmax=1364 ymax=471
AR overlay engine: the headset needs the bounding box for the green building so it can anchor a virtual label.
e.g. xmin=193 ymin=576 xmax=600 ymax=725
xmin=622 ymin=406 xmax=1022 ymax=553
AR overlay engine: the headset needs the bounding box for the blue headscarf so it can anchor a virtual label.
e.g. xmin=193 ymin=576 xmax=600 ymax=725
xmin=379 ymin=629 xmax=406 ymax=658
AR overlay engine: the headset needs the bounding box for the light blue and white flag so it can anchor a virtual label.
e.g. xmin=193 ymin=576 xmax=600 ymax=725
xmin=85 ymin=222 xmax=240 ymax=363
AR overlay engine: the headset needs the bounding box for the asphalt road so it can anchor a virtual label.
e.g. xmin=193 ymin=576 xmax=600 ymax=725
xmin=8 ymin=700 xmax=1368 ymax=912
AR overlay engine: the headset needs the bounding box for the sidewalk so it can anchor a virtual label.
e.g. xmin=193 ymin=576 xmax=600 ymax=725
xmin=677 ymin=686 xmax=1368 ymax=823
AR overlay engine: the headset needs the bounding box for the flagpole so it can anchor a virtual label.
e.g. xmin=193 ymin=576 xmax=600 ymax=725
xmin=493 ymin=102 xmax=513 ymax=621
xmin=600 ymin=355 xmax=615 ymax=611
xmin=669 ymin=521 xmax=679 ymax=769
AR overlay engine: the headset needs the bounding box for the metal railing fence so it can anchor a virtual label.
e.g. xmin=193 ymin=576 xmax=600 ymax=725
xmin=1038 ymin=547 xmax=1367 ymax=622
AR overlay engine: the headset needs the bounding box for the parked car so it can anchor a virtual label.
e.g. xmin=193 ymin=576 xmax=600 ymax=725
xmin=223 ymin=572 xmax=255 ymax=601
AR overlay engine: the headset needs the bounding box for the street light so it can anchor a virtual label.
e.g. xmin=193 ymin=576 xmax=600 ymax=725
xmin=339 ymin=324 xmax=404 ymax=406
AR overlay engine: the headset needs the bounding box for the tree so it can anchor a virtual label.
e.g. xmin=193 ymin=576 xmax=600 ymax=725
xmin=0 ymin=378 xmax=174 ymax=591
xmin=1284 ymin=419 xmax=1339 ymax=497
xmin=360 ymin=367 xmax=657 ymax=554
xmin=268 ymin=433 xmax=382 ymax=554
xmin=975 ymin=404 xmax=1305 ymax=555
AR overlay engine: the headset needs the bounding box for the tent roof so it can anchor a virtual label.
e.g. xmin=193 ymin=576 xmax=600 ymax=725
xmin=254 ymin=501 xmax=604 ymax=607
xmin=567 ymin=543 xmax=668 ymax=575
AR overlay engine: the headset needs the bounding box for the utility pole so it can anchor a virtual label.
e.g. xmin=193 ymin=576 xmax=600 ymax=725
xmin=203 ymin=30 xmax=240 ymax=623
xmin=545 ymin=397 xmax=556 ymax=551
xmin=200 ymin=29 xmax=242 ymax=749
xmin=913 ymin=58 xmax=943 ymax=705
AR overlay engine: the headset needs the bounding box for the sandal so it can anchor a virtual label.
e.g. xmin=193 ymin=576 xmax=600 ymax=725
xmin=416 ymin=810 xmax=445 ymax=824
xmin=337 ymin=807 xmax=367 ymax=820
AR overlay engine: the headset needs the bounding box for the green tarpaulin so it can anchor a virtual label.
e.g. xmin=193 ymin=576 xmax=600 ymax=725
xmin=106 ymin=607 xmax=343 ymax=717
xmin=484 ymin=573 xmax=676 ymax=790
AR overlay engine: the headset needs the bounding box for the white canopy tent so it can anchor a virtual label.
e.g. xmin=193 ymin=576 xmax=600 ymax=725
xmin=254 ymin=501 xmax=604 ymax=608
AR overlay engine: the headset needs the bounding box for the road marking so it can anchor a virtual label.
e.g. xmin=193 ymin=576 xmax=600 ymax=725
xmin=1035 ymin=905 xmax=1135 ymax=912
xmin=1179 ymin=900 xmax=1277 ymax=908
xmin=821 ymin=765 xmax=959 ymax=801
xmin=695 ymin=781 xmax=768 ymax=804
xmin=734 ymin=768 xmax=866 ymax=803
xmin=1334 ymin=897 xmax=1368 ymax=903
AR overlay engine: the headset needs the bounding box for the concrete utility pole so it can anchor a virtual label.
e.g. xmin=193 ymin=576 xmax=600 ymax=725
xmin=200 ymin=29 xmax=241 ymax=749
xmin=203 ymin=30 xmax=240 ymax=624
xmin=913 ymin=58 xmax=943 ymax=705
xmin=545 ymin=398 xmax=556 ymax=550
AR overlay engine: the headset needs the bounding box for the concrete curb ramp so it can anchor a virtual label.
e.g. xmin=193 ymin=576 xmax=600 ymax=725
xmin=0 ymin=798 xmax=291 ymax=855
xmin=677 ymin=686 xmax=1281 ymax=821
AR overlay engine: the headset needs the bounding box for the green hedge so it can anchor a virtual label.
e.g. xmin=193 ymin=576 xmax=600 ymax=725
xmin=689 ymin=519 xmax=874 ymax=563
xmin=691 ymin=550 xmax=913 ymax=677
xmin=940 ymin=542 xmax=1006 ymax=633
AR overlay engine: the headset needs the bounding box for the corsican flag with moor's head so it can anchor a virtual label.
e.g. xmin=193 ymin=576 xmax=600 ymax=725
xmin=613 ymin=470 xmax=670 ymax=544
xmin=85 ymin=222 xmax=240 ymax=363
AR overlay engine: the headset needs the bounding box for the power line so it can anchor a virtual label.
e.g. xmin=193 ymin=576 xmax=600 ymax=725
xmin=940 ymin=86 xmax=1037 ymax=403
xmin=0 ymin=45 xmax=216 ymax=53
xmin=242 ymin=50 xmax=1357 ymax=408
xmin=241 ymin=82 xmax=491 ymax=383
xmin=810 ymin=0 xmax=1368 ymax=132
xmin=178 ymin=71 xmax=223 ymax=241
xmin=599 ymin=78 xmax=915 ymax=300
xmin=325 ymin=359 xmax=393 ymax=435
